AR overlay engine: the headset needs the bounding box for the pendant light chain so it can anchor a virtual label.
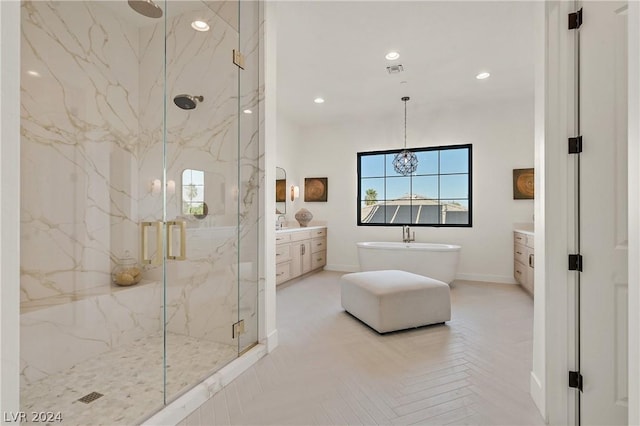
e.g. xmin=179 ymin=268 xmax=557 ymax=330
xmin=404 ymin=98 xmax=407 ymax=149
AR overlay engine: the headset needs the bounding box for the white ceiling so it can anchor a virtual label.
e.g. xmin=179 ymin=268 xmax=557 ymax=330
xmin=276 ymin=1 xmax=535 ymax=126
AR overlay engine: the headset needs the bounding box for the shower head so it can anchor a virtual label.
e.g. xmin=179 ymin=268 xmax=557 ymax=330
xmin=128 ymin=0 xmax=163 ymax=18
xmin=174 ymin=94 xmax=204 ymax=110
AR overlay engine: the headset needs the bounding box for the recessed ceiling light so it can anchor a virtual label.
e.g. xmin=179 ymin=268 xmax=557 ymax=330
xmin=476 ymin=72 xmax=491 ymax=80
xmin=27 ymin=70 xmax=41 ymax=77
xmin=314 ymin=97 xmax=325 ymax=104
xmin=385 ymin=51 xmax=400 ymax=61
xmin=243 ymin=109 xmax=252 ymax=114
xmin=191 ymin=20 xmax=210 ymax=31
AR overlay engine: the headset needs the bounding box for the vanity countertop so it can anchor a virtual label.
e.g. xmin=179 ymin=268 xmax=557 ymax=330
xmin=514 ymin=223 xmax=534 ymax=236
xmin=276 ymin=225 xmax=326 ymax=233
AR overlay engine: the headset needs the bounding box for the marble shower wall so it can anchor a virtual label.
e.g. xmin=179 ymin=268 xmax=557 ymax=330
xmin=141 ymin=1 xmax=260 ymax=351
xmin=20 ymin=0 xmax=261 ymax=384
xmin=19 ymin=0 xmax=163 ymax=386
xmin=20 ymin=1 xmax=142 ymax=304
xmin=137 ymin=2 xmax=248 ymax=347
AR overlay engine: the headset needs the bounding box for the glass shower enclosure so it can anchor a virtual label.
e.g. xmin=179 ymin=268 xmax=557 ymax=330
xmin=19 ymin=1 xmax=260 ymax=423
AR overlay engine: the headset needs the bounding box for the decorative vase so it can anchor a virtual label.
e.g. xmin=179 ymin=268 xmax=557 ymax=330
xmin=294 ymin=208 xmax=313 ymax=227
xmin=112 ymin=251 xmax=142 ymax=286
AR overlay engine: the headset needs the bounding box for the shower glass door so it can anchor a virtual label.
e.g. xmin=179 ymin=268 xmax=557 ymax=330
xmin=163 ymin=0 xmax=261 ymax=401
xmin=163 ymin=0 xmax=242 ymax=402
xmin=20 ymin=0 xmax=260 ymax=421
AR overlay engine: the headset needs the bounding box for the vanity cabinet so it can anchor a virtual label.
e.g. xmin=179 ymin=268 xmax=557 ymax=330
xmin=514 ymin=231 xmax=534 ymax=296
xmin=276 ymin=227 xmax=326 ymax=285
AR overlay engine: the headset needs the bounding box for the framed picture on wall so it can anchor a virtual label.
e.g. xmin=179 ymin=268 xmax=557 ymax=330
xmin=513 ymin=168 xmax=534 ymax=199
xmin=304 ymin=177 xmax=328 ymax=202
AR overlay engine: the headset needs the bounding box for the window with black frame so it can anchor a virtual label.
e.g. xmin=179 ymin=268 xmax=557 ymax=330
xmin=357 ymin=144 xmax=472 ymax=227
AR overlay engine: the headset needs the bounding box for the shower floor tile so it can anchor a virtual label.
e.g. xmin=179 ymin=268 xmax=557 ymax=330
xmin=21 ymin=333 xmax=237 ymax=426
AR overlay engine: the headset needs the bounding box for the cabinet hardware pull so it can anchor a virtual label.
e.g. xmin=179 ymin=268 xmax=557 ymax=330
xmin=277 ymin=272 xmax=284 ymax=276
xmin=529 ymin=254 xmax=534 ymax=268
xmin=516 ymin=251 xmax=522 ymax=255
xmin=301 ymin=245 xmax=305 ymax=255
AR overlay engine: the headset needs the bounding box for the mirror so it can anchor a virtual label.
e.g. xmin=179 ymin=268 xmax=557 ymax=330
xmin=182 ymin=168 xmax=226 ymax=219
xmin=276 ymin=167 xmax=286 ymax=214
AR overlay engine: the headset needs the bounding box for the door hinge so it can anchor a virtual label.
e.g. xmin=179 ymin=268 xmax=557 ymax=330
xmin=568 ymin=254 xmax=583 ymax=272
xmin=233 ymin=49 xmax=245 ymax=70
xmin=568 ymin=136 xmax=583 ymax=154
xmin=569 ymin=371 xmax=583 ymax=391
xmin=568 ymin=8 xmax=583 ymax=30
xmin=232 ymin=319 xmax=245 ymax=338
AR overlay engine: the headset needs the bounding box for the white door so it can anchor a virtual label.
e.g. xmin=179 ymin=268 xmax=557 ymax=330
xmin=580 ymin=1 xmax=628 ymax=424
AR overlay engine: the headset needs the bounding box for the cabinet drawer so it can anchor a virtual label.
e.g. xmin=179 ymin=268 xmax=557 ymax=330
xmin=514 ymin=244 xmax=527 ymax=264
xmin=276 ymin=262 xmax=291 ymax=285
xmin=311 ymin=251 xmax=326 ymax=270
xmin=514 ymin=232 xmax=526 ymax=245
xmin=275 ymin=244 xmax=291 ymax=263
xmin=311 ymin=237 xmax=326 ymax=253
xmin=276 ymin=233 xmax=291 ymax=244
xmin=311 ymin=228 xmax=326 ymax=238
xmin=514 ymin=261 xmax=526 ymax=285
xmin=290 ymin=230 xmax=312 ymax=242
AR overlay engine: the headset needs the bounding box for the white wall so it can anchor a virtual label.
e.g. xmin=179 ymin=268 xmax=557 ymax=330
xmin=284 ymin=96 xmax=534 ymax=283
xmin=530 ymin=0 xmax=546 ymax=418
xmin=628 ymin=2 xmax=640 ymax=423
xmin=262 ymin=0 xmax=278 ymax=351
xmin=275 ymin=115 xmax=305 ymax=220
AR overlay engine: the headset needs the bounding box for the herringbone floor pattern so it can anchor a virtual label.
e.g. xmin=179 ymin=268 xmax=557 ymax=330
xmin=180 ymin=271 xmax=544 ymax=426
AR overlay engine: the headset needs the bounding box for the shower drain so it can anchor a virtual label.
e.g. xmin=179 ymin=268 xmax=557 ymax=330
xmin=77 ymin=392 xmax=103 ymax=404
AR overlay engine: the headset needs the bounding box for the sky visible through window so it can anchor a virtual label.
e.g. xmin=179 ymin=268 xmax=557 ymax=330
xmin=360 ymin=147 xmax=469 ymax=207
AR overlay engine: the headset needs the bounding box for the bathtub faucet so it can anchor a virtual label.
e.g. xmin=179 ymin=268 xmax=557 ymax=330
xmin=402 ymin=225 xmax=415 ymax=243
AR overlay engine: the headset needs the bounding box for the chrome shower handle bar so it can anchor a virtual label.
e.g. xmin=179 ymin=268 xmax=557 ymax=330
xmin=141 ymin=221 xmax=163 ymax=265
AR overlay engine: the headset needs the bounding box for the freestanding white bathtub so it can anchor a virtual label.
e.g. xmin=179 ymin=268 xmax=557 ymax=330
xmin=356 ymin=242 xmax=461 ymax=284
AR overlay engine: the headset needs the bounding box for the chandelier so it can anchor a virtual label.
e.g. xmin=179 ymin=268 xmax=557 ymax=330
xmin=393 ymin=96 xmax=418 ymax=176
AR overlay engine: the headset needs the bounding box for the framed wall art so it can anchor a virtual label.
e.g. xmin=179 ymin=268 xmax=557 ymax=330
xmin=513 ymin=168 xmax=534 ymax=199
xmin=304 ymin=177 xmax=328 ymax=202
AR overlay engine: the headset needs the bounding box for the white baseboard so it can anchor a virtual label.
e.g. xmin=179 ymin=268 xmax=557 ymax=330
xmin=266 ymin=329 xmax=278 ymax=353
xmin=455 ymin=272 xmax=517 ymax=284
xmin=530 ymin=371 xmax=546 ymax=420
xmin=325 ymin=264 xmax=359 ymax=273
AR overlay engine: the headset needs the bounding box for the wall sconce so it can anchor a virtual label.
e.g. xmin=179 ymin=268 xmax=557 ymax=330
xmin=151 ymin=179 xmax=162 ymax=195
xmin=290 ymin=185 xmax=299 ymax=201
xmin=150 ymin=179 xmax=176 ymax=196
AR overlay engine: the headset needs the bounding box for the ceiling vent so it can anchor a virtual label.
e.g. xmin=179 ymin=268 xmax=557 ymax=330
xmin=386 ymin=64 xmax=404 ymax=74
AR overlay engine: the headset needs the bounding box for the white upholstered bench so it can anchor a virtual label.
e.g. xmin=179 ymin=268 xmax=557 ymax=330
xmin=340 ymin=270 xmax=451 ymax=333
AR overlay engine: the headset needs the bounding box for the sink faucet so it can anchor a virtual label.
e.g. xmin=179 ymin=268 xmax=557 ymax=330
xmin=276 ymin=214 xmax=286 ymax=229
xmin=402 ymin=225 xmax=415 ymax=243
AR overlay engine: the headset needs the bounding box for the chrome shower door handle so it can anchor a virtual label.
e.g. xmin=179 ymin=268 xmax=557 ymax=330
xmin=141 ymin=221 xmax=163 ymax=265
xmin=167 ymin=220 xmax=186 ymax=260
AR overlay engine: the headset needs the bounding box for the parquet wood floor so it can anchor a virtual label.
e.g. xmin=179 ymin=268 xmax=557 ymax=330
xmin=180 ymin=271 xmax=544 ymax=426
